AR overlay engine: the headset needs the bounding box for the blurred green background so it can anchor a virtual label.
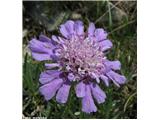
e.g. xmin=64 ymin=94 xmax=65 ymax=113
xmin=23 ymin=1 xmax=137 ymax=119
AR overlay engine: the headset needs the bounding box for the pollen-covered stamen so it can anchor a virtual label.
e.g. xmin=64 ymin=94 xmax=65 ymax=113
xmin=58 ymin=36 xmax=106 ymax=79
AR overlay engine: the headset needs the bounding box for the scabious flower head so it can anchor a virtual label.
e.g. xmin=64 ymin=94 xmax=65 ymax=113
xmin=29 ymin=20 xmax=126 ymax=113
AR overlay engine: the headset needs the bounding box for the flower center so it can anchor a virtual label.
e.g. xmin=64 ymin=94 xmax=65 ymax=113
xmin=58 ymin=36 xmax=106 ymax=78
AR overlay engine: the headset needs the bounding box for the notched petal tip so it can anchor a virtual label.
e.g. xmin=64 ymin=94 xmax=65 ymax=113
xmin=59 ymin=20 xmax=75 ymax=39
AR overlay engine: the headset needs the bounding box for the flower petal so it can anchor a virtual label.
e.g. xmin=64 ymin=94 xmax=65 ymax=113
xmin=75 ymin=81 xmax=85 ymax=98
xmin=29 ymin=39 xmax=48 ymax=52
xmin=60 ymin=20 xmax=75 ymax=39
xmin=91 ymin=72 xmax=100 ymax=83
xmin=82 ymin=84 xmax=97 ymax=113
xmin=51 ymin=35 xmax=59 ymax=44
xmin=39 ymin=35 xmax=51 ymax=43
xmin=98 ymin=40 xmax=113 ymax=51
xmin=31 ymin=52 xmax=52 ymax=61
xmin=105 ymin=60 xmax=121 ymax=70
xmin=90 ymin=83 xmax=106 ymax=104
xmin=39 ymin=70 xmax=61 ymax=84
xmin=39 ymin=78 xmax=63 ymax=100
xmin=74 ymin=20 xmax=84 ymax=36
xmin=59 ymin=25 xmax=68 ymax=38
xmin=107 ymin=71 xmax=126 ymax=87
xmin=45 ymin=63 xmax=60 ymax=69
xmin=94 ymin=28 xmax=108 ymax=41
xmin=29 ymin=38 xmax=54 ymax=61
xmin=67 ymin=73 xmax=75 ymax=81
xmin=56 ymin=82 xmax=71 ymax=103
xmin=88 ymin=22 xmax=95 ymax=37
xmin=100 ymin=75 xmax=109 ymax=86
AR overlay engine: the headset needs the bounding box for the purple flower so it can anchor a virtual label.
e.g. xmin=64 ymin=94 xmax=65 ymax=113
xmin=29 ymin=20 xmax=126 ymax=113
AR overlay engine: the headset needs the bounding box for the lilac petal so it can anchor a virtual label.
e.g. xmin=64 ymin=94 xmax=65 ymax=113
xmin=67 ymin=73 xmax=75 ymax=81
xmin=45 ymin=63 xmax=60 ymax=69
xmin=98 ymin=40 xmax=113 ymax=51
xmin=56 ymin=82 xmax=71 ymax=103
xmin=39 ymin=70 xmax=61 ymax=84
xmin=111 ymin=61 xmax=121 ymax=70
xmin=50 ymin=54 xmax=59 ymax=61
xmin=105 ymin=60 xmax=121 ymax=70
xmin=39 ymin=78 xmax=63 ymax=100
xmin=94 ymin=28 xmax=108 ymax=41
xmin=100 ymin=75 xmax=109 ymax=86
xmin=82 ymin=84 xmax=97 ymax=113
xmin=59 ymin=25 xmax=68 ymax=38
xmin=29 ymin=38 xmax=54 ymax=61
xmin=39 ymin=35 xmax=51 ymax=43
xmin=51 ymin=35 xmax=59 ymax=44
xmin=107 ymin=71 xmax=126 ymax=87
xmin=60 ymin=20 xmax=75 ymax=39
xmin=31 ymin=52 xmax=52 ymax=61
xmin=29 ymin=39 xmax=50 ymax=52
xmin=91 ymin=72 xmax=100 ymax=83
xmin=90 ymin=83 xmax=106 ymax=104
xmin=88 ymin=22 xmax=95 ymax=37
xmin=74 ymin=20 xmax=84 ymax=36
xmin=75 ymin=81 xmax=85 ymax=98
xmin=57 ymin=37 xmax=65 ymax=44
xmin=51 ymin=48 xmax=61 ymax=61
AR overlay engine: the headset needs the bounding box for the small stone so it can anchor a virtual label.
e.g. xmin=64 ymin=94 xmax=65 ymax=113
xmin=74 ymin=111 xmax=80 ymax=116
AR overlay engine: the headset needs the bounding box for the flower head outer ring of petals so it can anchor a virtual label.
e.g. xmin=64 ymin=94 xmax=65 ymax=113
xmin=29 ymin=20 xmax=126 ymax=114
